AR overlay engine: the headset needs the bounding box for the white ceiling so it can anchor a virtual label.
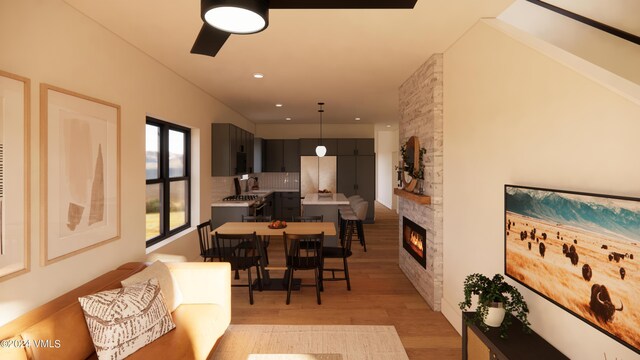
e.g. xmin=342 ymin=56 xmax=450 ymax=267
xmin=63 ymin=0 xmax=513 ymax=125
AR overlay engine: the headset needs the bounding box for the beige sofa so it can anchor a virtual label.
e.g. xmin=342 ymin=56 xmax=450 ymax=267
xmin=0 ymin=262 xmax=231 ymax=360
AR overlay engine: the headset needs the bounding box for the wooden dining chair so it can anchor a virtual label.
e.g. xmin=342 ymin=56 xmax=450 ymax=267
xmin=321 ymin=219 xmax=354 ymax=291
xmin=283 ymin=232 xmax=324 ymax=305
xmin=196 ymin=220 xmax=217 ymax=262
xmin=241 ymin=215 xmax=272 ymax=265
xmin=214 ymin=232 xmax=264 ymax=305
xmin=291 ymin=215 xmax=324 ymax=222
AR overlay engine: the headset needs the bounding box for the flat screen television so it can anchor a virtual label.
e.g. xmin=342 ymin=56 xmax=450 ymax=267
xmin=504 ymin=185 xmax=640 ymax=354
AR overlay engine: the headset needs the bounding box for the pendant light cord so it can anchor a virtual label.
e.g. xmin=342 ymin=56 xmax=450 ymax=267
xmin=318 ymin=102 xmax=325 ymax=146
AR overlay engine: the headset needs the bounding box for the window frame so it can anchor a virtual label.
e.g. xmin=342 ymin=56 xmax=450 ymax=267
xmin=145 ymin=116 xmax=191 ymax=247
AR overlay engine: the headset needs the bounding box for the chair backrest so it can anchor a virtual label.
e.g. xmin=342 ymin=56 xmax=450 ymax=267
xmin=348 ymin=195 xmax=363 ymax=206
xmin=242 ymin=215 xmax=272 ymax=222
xmin=196 ymin=220 xmax=213 ymax=256
xmin=353 ymin=201 xmax=369 ymax=221
xmin=283 ymin=232 xmax=324 ymax=270
xmin=291 ymin=215 xmax=323 ymax=222
xmin=214 ymin=232 xmax=260 ymax=269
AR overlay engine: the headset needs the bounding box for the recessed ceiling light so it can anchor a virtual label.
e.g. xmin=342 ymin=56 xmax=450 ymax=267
xmin=253 ymin=73 xmax=264 ymax=79
xmin=275 ymin=103 xmax=283 ymax=107
xmin=355 ymin=117 xmax=361 ymax=121
xmin=285 ymin=117 xmax=291 ymax=121
xmin=386 ymin=124 xmax=391 ymax=128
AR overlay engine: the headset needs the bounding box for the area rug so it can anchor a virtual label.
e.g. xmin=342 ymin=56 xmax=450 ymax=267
xmin=212 ymin=325 xmax=409 ymax=360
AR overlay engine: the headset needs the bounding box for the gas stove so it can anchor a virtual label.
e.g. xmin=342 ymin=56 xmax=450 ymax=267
xmin=222 ymin=195 xmax=259 ymax=201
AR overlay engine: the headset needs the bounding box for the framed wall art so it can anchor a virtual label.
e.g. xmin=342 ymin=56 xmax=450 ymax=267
xmin=505 ymin=184 xmax=640 ymax=354
xmin=0 ymin=70 xmax=30 ymax=281
xmin=41 ymin=84 xmax=120 ymax=265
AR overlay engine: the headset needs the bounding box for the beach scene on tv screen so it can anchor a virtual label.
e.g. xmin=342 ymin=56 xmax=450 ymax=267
xmin=505 ymin=186 xmax=640 ymax=352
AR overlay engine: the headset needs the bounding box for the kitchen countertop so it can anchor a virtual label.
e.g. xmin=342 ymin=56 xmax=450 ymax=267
xmin=211 ymin=188 xmax=299 ymax=207
xmin=302 ymin=193 xmax=349 ymax=205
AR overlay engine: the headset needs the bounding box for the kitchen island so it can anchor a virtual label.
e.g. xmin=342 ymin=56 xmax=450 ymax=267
xmin=302 ymin=193 xmax=349 ymax=246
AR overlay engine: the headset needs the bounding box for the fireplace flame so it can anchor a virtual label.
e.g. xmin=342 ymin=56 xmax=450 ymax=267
xmin=410 ymin=231 xmax=424 ymax=252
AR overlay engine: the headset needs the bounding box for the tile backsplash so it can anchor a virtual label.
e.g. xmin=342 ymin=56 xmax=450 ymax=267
xmin=211 ymin=172 xmax=300 ymax=201
xmin=258 ymin=172 xmax=299 ymax=190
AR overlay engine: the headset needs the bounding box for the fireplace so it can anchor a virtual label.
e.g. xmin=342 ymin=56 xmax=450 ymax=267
xmin=403 ymin=217 xmax=427 ymax=268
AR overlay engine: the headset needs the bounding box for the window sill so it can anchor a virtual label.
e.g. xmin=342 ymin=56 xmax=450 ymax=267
xmin=145 ymin=227 xmax=196 ymax=254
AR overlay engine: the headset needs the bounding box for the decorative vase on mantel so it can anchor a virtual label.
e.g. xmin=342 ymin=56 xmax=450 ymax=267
xmin=414 ymin=179 xmax=425 ymax=195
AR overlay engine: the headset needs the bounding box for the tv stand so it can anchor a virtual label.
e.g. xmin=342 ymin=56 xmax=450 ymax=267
xmin=462 ymin=312 xmax=568 ymax=360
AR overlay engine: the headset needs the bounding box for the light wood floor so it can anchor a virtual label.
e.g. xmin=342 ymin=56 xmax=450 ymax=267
xmin=230 ymin=203 xmax=461 ymax=359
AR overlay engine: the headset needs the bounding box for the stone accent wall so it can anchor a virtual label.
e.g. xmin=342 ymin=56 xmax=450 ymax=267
xmin=398 ymin=54 xmax=444 ymax=311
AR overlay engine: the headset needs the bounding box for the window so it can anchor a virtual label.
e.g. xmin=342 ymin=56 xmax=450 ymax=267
xmin=146 ymin=117 xmax=191 ymax=246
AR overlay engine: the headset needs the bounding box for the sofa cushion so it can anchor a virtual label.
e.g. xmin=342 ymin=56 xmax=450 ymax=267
xmin=79 ymin=278 xmax=176 ymax=360
xmin=121 ymin=260 xmax=183 ymax=312
xmin=126 ymin=304 xmax=227 ymax=360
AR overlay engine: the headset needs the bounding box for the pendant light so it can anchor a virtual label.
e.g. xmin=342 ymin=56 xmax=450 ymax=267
xmin=315 ymin=102 xmax=327 ymax=157
xmin=203 ymin=0 xmax=269 ymax=34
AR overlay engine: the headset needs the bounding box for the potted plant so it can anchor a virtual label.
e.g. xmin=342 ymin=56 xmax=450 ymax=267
xmin=458 ymin=273 xmax=530 ymax=338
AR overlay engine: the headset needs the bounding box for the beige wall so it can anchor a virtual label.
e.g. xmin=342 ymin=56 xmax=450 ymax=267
xmin=375 ymin=129 xmax=398 ymax=209
xmin=255 ymin=123 xmax=374 ymax=139
xmin=0 ymin=0 xmax=251 ymax=326
xmin=499 ymin=0 xmax=640 ymax=85
xmin=442 ymin=19 xmax=640 ymax=359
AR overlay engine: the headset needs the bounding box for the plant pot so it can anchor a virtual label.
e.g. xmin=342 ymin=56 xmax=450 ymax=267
xmin=484 ymin=302 xmax=506 ymax=327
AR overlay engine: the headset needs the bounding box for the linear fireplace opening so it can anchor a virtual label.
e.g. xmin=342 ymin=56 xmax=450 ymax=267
xmin=403 ymin=216 xmax=427 ymax=268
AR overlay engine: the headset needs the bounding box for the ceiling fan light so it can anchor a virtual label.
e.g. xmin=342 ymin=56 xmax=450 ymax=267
xmin=203 ymin=0 xmax=268 ymax=34
xmin=315 ymin=145 xmax=327 ymax=157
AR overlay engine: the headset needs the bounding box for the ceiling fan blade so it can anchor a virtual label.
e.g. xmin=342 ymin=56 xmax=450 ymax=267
xmin=269 ymin=0 xmax=417 ymax=9
xmin=191 ymin=24 xmax=231 ymax=57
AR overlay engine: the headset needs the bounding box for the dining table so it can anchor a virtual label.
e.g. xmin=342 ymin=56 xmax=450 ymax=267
xmin=211 ymin=221 xmax=336 ymax=290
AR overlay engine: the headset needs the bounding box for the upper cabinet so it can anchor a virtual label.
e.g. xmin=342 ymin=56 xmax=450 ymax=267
xmin=337 ymin=138 xmax=374 ymax=156
xmin=211 ymin=123 xmax=254 ymax=176
xmin=264 ymin=139 xmax=300 ymax=172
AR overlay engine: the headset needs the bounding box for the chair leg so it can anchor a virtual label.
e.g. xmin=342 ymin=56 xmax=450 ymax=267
xmin=314 ymin=268 xmax=322 ymax=305
xmin=255 ymin=265 xmax=263 ymax=291
xmin=343 ymin=257 xmax=351 ymax=291
xmin=286 ymin=268 xmax=294 ymax=305
xmin=357 ymin=220 xmax=367 ymax=252
xmin=235 ymin=270 xmax=240 ymax=280
xmin=319 ymin=259 xmax=324 ymax=292
xmin=263 ymin=237 xmax=270 ymax=266
xmin=247 ymin=267 xmax=254 ymax=305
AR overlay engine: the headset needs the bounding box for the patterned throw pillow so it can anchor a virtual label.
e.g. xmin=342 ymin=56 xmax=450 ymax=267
xmin=79 ymin=278 xmax=176 ymax=360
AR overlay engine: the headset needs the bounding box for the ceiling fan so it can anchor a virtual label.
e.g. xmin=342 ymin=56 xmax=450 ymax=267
xmin=191 ymin=0 xmax=419 ymax=57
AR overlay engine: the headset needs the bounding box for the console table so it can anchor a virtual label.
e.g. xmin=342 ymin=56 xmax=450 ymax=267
xmin=462 ymin=312 xmax=568 ymax=360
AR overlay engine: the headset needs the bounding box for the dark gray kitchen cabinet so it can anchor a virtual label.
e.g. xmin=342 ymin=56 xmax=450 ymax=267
xmin=264 ymin=139 xmax=300 ymax=172
xmin=299 ymin=138 xmax=337 ymax=156
xmin=264 ymin=140 xmax=284 ymax=172
xmin=283 ymin=140 xmax=300 ymax=172
xmin=273 ymin=192 xmax=301 ymax=220
xmin=337 ymin=138 xmax=374 ymax=156
xmin=337 ymin=154 xmax=376 ymax=222
xmin=211 ymin=123 xmax=254 ymax=176
xmin=356 ymin=139 xmax=375 ymax=155
xmin=337 ymin=156 xmax=357 ymax=197
xmin=247 ymin=133 xmax=254 ymax=173
xmin=253 ymin=138 xmax=264 ymax=173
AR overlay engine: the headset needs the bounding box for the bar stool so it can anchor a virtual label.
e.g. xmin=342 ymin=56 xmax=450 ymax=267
xmin=340 ymin=201 xmax=368 ymax=252
xmin=338 ymin=196 xmax=363 ymax=241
